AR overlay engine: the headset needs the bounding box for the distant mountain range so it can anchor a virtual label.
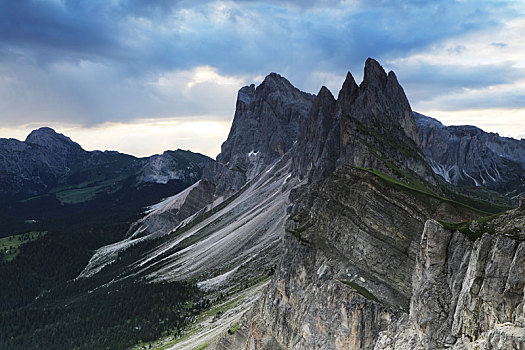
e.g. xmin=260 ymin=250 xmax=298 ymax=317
xmin=0 ymin=126 xmax=211 ymax=199
xmin=415 ymin=112 xmax=525 ymax=199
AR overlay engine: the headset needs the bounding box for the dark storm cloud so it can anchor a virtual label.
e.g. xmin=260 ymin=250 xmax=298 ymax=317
xmin=0 ymin=0 xmax=522 ymax=126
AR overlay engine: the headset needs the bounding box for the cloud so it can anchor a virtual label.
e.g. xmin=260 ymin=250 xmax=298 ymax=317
xmin=386 ymin=17 xmax=525 ymax=114
xmin=1 ymin=0 xmax=516 ymax=76
xmin=0 ymin=0 xmax=524 ymax=155
xmin=490 ymin=42 xmax=508 ymax=48
xmin=0 ymin=60 xmax=251 ymax=126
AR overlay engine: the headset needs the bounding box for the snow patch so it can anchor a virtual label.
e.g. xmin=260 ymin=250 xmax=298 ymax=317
xmin=462 ymin=169 xmax=481 ymax=187
xmin=429 ymin=160 xmax=456 ymax=184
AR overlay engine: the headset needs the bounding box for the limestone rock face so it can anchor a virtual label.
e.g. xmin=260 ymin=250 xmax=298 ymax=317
xmin=212 ymin=60 xmax=525 ymax=350
xmin=294 ymin=58 xmax=432 ymax=185
xmin=135 ymin=73 xmax=314 ymax=237
xmin=375 ymin=210 xmax=525 ymax=350
xmin=218 ymin=165 xmax=482 ymax=350
xmin=204 ymin=73 xmax=314 ymax=195
xmin=415 ymin=112 xmax=525 ymax=197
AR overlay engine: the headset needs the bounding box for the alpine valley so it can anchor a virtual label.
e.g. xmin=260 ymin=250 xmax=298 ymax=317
xmin=1 ymin=59 xmax=525 ymax=350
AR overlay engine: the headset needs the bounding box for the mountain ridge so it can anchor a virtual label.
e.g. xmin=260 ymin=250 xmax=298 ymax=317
xmin=2 ymin=59 xmax=525 ymax=350
xmin=414 ymin=112 xmax=525 ymax=201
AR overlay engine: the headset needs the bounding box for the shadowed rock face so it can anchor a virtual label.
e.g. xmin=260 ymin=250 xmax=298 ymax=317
xmin=0 ymin=127 xmax=87 ymax=196
xmin=204 ymin=73 xmax=314 ymax=195
xmin=415 ymin=112 xmax=525 ymax=197
xmin=219 ymin=164 xmax=484 ymax=350
xmin=375 ymin=210 xmax=525 ymax=350
xmin=128 ymin=73 xmax=315 ymax=239
xmin=293 ymin=58 xmax=431 ymax=185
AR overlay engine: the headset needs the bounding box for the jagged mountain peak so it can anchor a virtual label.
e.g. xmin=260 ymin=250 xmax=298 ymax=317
xmin=361 ymin=57 xmax=388 ymax=90
xmin=317 ymin=85 xmax=335 ymax=100
xmin=337 ymin=71 xmax=359 ymax=113
xmin=294 ymin=58 xmax=428 ymax=184
xmin=236 ymin=84 xmax=256 ymax=106
xmin=25 ymin=126 xmax=83 ymax=151
xmin=203 ymin=71 xmax=314 ymax=194
xmin=256 ymin=72 xmax=308 ymax=99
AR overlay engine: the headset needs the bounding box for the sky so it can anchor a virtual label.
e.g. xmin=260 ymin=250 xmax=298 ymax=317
xmin=0 ymin=0 xmax=524 ymax=158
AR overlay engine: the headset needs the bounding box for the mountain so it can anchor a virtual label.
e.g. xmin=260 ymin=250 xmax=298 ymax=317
xmin=204 ymin=73 xmax=314 ymax=195
xmin=0 ymin=127 xmax=211 ymax=199
xmin=0 ymin=129 xmax=211 ymax=333
xmin=1 ymin=60 xmax=524 ymax=350
xmin=293 ymin=58 xmax=430 ymax=185
xmin=415 ymin=112 xmax=525 ymax=201
xmin=0 ymin=127 xmax=212 ymax=238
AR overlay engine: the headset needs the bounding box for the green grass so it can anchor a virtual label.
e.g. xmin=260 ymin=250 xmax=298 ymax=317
xmin=203 ymin=296 xmax=242 ymax=319
xmin=339 ymin=280 xmax=380 ymax=303
xmin=228 ymin=322 xmax=239 ymax=335
xmin=193 ymin=343 xmax=209 ymax=350
xmin=439 ymin=213 xmax=506 ymax=241
xmin=286 ymin=228 xmax=309 ymax=244
xmin=55 ymin=185 xmax=104 ymax=204
xmin=0 ymin=231 xmax=47 ymax=261
xmin=353 ymin=166 xmax=492 ymax=216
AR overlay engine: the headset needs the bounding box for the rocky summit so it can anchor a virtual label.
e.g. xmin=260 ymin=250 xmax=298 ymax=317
xmin=2 ymin=59 xmax=525 ymax=350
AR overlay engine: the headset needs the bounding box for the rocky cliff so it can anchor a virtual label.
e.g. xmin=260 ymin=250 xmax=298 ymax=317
xmin=210 ymin=61 xmax=525 ymax=350
xmin=375 ymin=203 xmax=525 ymax=350
xmin=293 ymin=59 xmax=430 ymax=185
xmin=130 ymin=73 xmax=314 ymax=239
xmin=217 ymin=165 xmax=484 ymax=349
xmin=74 ymin=59 xmax=525 ymax=350
xmin=204 ymin=73 xmax=314 ymax=194
xmin=415 ymin=112 xmax=525 ymax=200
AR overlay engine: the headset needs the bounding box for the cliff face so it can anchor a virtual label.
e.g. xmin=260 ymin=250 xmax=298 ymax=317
xmin=130 ymin=74 xmax=314 ymax=239
xmin=375 ymin=206 xmax=525 ymax=350
xmin=293 ymin=58 xmax=431 ymax=185
xmin=212 ymin=61 xmax=525 ymax=350
xmin=415 ymin=112 xmax=525 ymax=199
xmin=204 ymin=73 xmax=314 ymax=195
xmin=219 ymin=166 xmax=483 ymax=350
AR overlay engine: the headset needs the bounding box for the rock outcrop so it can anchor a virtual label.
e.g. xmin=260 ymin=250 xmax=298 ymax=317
xmin=415 ymin=112 xmax=525 ymax=199
xmin=375 ymin=209 xmax=525 ymax=350
xmin=218 ymin=163 xmax=483 ymax=349
xmin=212 ymin=60 xmax=525 ymax=350
xmin=293 ymin=58 xmax=431 ymax=185
xmin=134 ymin=73 xmax=315 ymax=238
xmin=204 ymin=73 xmax=314 ymax=195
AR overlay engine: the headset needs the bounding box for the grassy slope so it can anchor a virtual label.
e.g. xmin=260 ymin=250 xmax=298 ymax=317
xmin=0 ymin=231 xmax=47 ymax=262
